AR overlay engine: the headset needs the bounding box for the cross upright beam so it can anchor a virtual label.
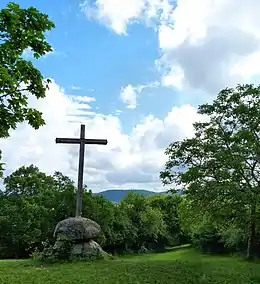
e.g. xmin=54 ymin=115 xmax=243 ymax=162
xmin=55 ymin=124 xmax=108 ymax=217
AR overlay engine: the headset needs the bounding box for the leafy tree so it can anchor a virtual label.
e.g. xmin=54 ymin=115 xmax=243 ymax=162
xmin=106 ymin=205 xmax=133 ymax=252
xmin=4 ymin=164 xmax=55 ymax=196
xmin=52 ymin=172 xmax=76 ymax=219
xmin=0 ymin=166 xmax=76 ymax=258
xmin=148 ymin=194 xmax=185 ymax=245
xmin=120 ymin=192 xmax=167 ymax=251
xmin=0 ymin=2 xmax=55 ymax=174
xmin=0 ymin=2 xmax=55 ymax=136
xmin=139 ymin=206 xmax=166 ymax=247
xmin=161 ymin=84 xmax=260 ymax=259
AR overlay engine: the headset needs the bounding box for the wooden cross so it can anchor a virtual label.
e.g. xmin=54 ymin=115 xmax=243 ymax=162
xmin=55 ymin=124 xmax=108 ymax=217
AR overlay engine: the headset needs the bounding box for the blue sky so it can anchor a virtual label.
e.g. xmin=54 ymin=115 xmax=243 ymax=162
xmin=2 ymin=0 xmax=183 ymax=132
xmin=1 ymin=0 xmax=259 ymax=191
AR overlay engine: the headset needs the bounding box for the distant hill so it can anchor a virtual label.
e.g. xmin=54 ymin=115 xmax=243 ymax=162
xmin=95 ymin=189 xmax=164 ymax=203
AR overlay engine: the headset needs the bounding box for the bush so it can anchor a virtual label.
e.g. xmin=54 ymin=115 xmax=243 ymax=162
xmin=31 ymin=238 xmax=74 ymax=264
xmin=192 ymin=223 xmax=226 ymax=254
xmin=219 ymin=226 xmax=246 ymax=253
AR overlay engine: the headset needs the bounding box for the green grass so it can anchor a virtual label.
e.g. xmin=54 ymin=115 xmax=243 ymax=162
xmin=1 ymin=247 xmax=260 ymax=283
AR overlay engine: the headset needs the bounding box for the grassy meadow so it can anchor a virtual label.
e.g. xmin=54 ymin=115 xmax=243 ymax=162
xmin=0 ymin=247 xmax=260 ymax=284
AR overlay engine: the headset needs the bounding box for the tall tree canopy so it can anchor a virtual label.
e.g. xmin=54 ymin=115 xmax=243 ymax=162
xmin=0 ymin=2 xmax=55 ymax=174
xmin=160 ymin=84 xmax=260 ymax=259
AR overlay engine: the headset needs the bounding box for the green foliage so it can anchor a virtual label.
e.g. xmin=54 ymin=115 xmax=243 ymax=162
xmin=192 ymin=222 xmax=226 ymax=254
xmin=148 ymin=194 xmax=188 ymax=245
xmin=161 ymin=84 xmax=260 ymax=259
xmin=0 ymin=165 xmax=186 ymax=259
xmin=32 ymin=238 xmax=74 ymax=264
xmin=219 ymin=226 xmax=246 ymax=253
xmin=0 ymin=166 xmax=76 ymax=258
xmin=118 ymin=192 xmax=168 ymax=251
xmin=0 ymin=2 xmax=55 ymax=138
xmin=0 ymin=2 xmax=55 ymax=177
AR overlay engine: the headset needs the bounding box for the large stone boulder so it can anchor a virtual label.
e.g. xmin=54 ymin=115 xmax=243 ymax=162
xmin=52 ymin=217 xmax=109 ymax=260
xmin=54 ymin=217 xmax=101 ymax=241
xmin=71 ymin=240 xmax=106 ymax=257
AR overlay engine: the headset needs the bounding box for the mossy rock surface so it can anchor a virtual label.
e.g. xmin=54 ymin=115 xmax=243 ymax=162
xmin=72 ymin=240 xmax=108 ymax=258
xmin=54 ymin=217 xmax=101 ymax=241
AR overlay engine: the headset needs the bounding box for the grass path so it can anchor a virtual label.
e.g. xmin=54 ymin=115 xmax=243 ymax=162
xmin=1 ymin=248 xmax=260 ymax=283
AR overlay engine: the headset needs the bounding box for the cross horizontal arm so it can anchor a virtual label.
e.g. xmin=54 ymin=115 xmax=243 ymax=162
xmin=55 ymin=138 xmax=81 ymax=144
xmin=84 ymin=139 xmax=108 ymax=145
xmin=55 ymin=138 xmax=108 ymax=145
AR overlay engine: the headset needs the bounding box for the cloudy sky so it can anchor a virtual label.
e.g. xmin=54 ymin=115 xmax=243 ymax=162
xmin=0 ymin=0 xmax=260 ymax=192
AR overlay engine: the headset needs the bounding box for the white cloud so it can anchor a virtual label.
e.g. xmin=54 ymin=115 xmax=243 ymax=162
xmin=0 ymin=80 xmax=201 ymax=192
xmin=120 ymin=85 xmax=139 ymax=109
xmin=80 ymin=0 xmax=174 ymax=35
xmin=81 ymin=0 xmax=260 ymax=95
xmin=70 ymin=95 xmax=96 ymax=103
xmin=71 ymin=85 xmax=82 ymax=90
xmin=120 ymin=82 xmax=159 ymax=109
xmin=158 ymin=0 xmax=260 ymax=93
xmin=161 ymin=65 xmax=184 ymax=89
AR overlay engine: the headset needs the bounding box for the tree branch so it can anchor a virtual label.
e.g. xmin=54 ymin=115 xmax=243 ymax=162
xmin=218 ymin=118 xmax=253 ymax=189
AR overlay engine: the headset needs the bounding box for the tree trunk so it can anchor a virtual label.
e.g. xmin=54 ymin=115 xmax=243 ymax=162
xmin=246 ymin=201 xmax=256 ymax=259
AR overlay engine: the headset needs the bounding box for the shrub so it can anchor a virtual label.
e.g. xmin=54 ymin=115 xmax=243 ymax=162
xmin=192 ymin=223 xmax=226 ymax=254
xmin=31 ymin=238 xmax=73 ymax=264
xmin=220 ymin=226 xmax=246 ymax=253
